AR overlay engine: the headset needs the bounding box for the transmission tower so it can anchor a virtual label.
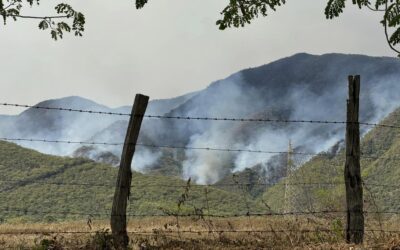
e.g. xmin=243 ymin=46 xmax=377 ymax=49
xmin=284 ymin=140 xmax=296 ymax=214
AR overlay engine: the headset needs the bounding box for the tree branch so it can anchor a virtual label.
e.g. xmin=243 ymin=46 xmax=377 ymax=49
xmin=2 ymin=0 xmax=18 ymax=10
xmin=365 ymin=3 xmax=385 ymax=12
xmin=5 ymin=14 xmax=70 ymax=19
xmin=384 ymin=1 xmax=400 ymax=54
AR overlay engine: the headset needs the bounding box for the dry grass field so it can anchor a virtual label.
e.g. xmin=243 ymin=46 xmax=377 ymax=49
xmin=1 ymin=216 xmax=400 ymax=249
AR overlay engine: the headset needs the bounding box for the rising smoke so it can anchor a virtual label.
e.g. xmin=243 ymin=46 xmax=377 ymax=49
xmin=1 ymin=54 xmax=400 ymax=185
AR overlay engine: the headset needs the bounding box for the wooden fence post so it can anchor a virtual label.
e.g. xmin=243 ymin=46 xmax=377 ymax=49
xmin=344 ymin=75 xmax=364 ymax=244
xmin=111 ymin=94 xmax=149 ymax=249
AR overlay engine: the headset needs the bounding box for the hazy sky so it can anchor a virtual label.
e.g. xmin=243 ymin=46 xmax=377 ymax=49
xmin=0 ymin=0 xmax=395 ymax=114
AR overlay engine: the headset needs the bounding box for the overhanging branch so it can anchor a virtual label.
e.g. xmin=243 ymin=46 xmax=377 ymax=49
xmin=384 ymin=1 xmax=400 ymax=54
xmin=5 ymin=14 xmax=70 ymax=19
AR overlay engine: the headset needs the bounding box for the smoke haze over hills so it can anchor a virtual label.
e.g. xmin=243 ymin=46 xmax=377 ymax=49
xmin=1 ymin=53 xmax=400 ymax=184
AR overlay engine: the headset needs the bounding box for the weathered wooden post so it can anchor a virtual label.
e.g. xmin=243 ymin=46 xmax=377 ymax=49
xmin=344 ymin=75 xmax=364 ymax=244
xmin=111 ymin=94 xmax=149 ymax=249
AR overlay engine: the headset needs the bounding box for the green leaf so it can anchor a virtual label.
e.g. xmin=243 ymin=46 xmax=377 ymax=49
xmin=385 ymin=3 xmax=400 ymax=27
xmin=5 ymin=8 xmax=19 ymax=21
xmin=0 ymin=0 xmax=5 ymax=25
xmin=72 ymin=12 xmax=85 ymax=36
xmin=353 ymin=0 xmax=370 ymax=9
xmin=58 ymin=22 xmax=70 ymax=32
xmin=389 ymin=27 xmax=400 ymax=45
xmin=38 ymin=19 xmax=48 ymax=30
xmin=325 ymin=0 xmax=346 ymax=19
xmin=51 ymin=30 xmax=58 ymax=40
xmin=55 ymin=3 xmax=75 ymax=17
xmin=375 ymin=0 xmax=387 ymax=10
xmin=217 ymin=0 xmax=286 ymax=30
xmin=136 ymin=0 xmax=148 ymax=9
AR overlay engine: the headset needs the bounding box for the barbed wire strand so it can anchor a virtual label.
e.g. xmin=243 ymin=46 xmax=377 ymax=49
xmin=0 ymin=137 xmax=321 ymax=155
xmin=2 ymin=103 xmax=400 ymax=241
xmin=1 ymin=103 xmax=399 ymax=129
xmin=2 ymin=137 xmax=400 ymax=163
xmin=2 ymin=178 xmax=400 ymax=191
xmin=1 ymin=207 xmax=400 ymax=218
xmin=0 ymin=103 xmax=131 ymax=116
xmin=0 ymin=229 xmax=399 ymax=235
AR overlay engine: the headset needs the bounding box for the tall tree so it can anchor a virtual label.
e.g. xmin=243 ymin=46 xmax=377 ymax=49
xmin=1 ymin=0 xmax=399 ymax=56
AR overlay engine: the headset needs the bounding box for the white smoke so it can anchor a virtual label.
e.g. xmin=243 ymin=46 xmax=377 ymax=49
xmin=177 ymin=72 xmax=400 ymax=184
xmin=132 ymin=147 xmax=162 ymax=172
xmin=2 ymin=54 xmax=400 ymax=185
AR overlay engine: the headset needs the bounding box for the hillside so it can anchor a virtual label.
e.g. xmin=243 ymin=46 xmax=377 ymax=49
xmin=2 ymin=105 xmax=400 ymax=223
xmin=66 ymin=53 xmax=400 ymax=185
xmin=1 ymin=53 xmax=400 ymax=186
xmin=261 ymin=107 xmax=400 ymax=213
xmin=0 ymin=92 xmax=196 ymax=157
xmin=0 ymin=141 xmax=265 ymax=223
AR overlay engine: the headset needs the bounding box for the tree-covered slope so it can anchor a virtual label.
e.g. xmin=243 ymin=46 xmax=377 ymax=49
xmin=261 ymin=107 xmax=400 ymax=213
xmin=2 ymin=105 xmax=400 ymax=224
xmin=2 ymin=53 xmax=400 ymax=186
xmin=0 ymin=141 xmax=265 ymax=223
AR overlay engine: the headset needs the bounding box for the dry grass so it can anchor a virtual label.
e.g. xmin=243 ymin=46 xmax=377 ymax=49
xmin=0 ymin=216 xmax=399 ymax=249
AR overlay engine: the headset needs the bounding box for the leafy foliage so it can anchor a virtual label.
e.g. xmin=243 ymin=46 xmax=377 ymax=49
xmin=389 ymin=28 xmax=400 ymax=46
xmin=136 ymin=0 xmax=400 ymax=56
xmin=325 ymin=0 xmax=346 ymax=19
xmin=383 ymin=1 xmax=400 ymax=51
xmin=215 ymin=0 xmax=286 ymax=30
xmin=0 ymin=0 xmax=84 ymax=40
xmin=136 ymin=0 xmax=148 ymax=9
xmin=321 ymin=0 xmax=400 ymax=56
xmin=1 ymin=0 xmax=400 ymax=54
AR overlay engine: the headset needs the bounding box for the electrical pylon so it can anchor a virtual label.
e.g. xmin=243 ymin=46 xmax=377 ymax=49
xmin=284 ymin=140 xmax=296 ymax=214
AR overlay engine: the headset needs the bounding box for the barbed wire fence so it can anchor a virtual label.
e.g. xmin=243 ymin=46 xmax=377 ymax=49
xmin=0 ymin=78 xmax=400 ymax=246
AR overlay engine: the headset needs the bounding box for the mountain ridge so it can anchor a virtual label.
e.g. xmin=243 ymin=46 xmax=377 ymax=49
xmin=1 ymin=104 xmax=400 ymax=222
xmin=1 ymin=53 xmax=400 ymax=185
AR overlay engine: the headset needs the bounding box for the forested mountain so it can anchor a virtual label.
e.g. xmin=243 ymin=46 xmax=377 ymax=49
xmin=1 ymin=53 xmax=400 ymax=185
xmin=1 ymin=106 xmax=400 ymax=222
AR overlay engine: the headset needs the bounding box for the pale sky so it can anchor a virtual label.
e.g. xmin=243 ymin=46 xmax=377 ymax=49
xmin=0 ymin=0 xmax=395 ymax=114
